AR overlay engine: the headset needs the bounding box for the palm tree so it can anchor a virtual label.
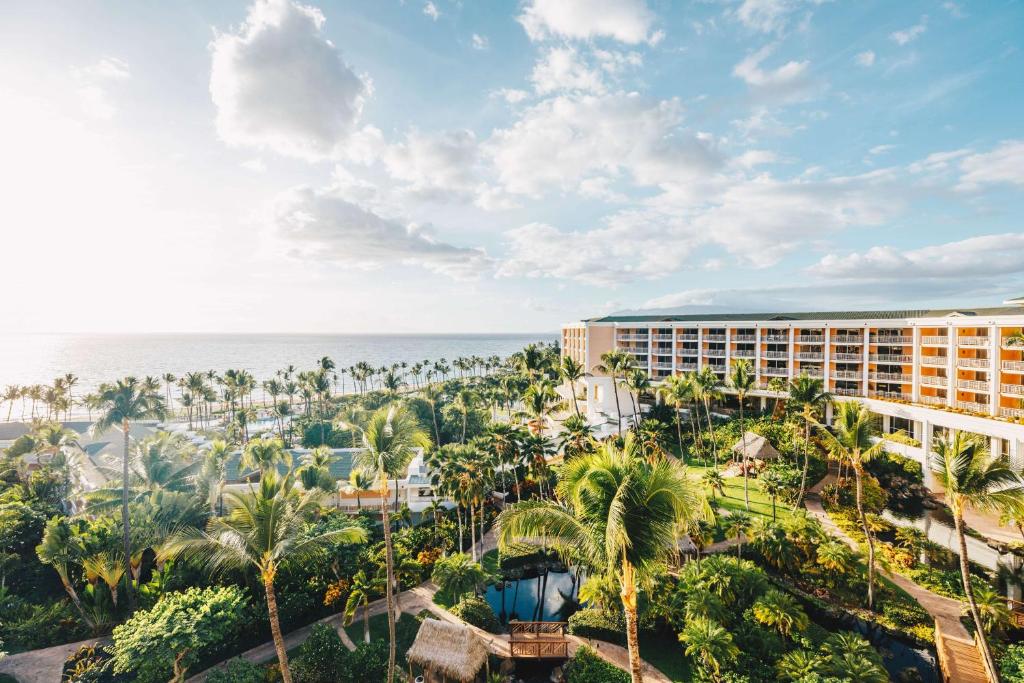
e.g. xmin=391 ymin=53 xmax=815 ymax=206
xmin=816 ymin=541 xmax=852 ymax=586
xmin=751 ymin=589 xmax=808 ymax=636
xmin=559 ymin=356 xmax=585 ymax=417
xmin=691 ymin=368 xmax=723 ymax=466
xmin=594 ymin=350 xmax=634 ymax=433
xmin=91 ymin=377 xmax=166 ymax=611
xmin=721 ymin=511 xmax=750 ymax=558
xmin=431 ymin=552 xmax=488 ymax=603
xmin=452 ymin=389 xmax=478 ymax=444
xmin=679 ymin=616 xmax=739 ymax=681
xmin=2 ymin=384 xmax=20 ymax=421
xmin=623 ymin=368 xmax=651 ymax=425
xmin=931 ymin=432 xmax=1024 ymax=676
xmin=36 ymin=517 xmax=90 ymax=625
xmin=32 ymin=422 xmax=81 ymax=465
xmin=728 ymin=359 xmax=755 ymax=510
xmin=347 ymin=468 xmax=374 ymax=510
xmin=760 ymin=467 xmax=784 ymax=521
xmin=344 ymin=568 xmax=385 ymax=643
xmin=240 ymin=437 xmax=289 ymax=476
xmin=167 ymin=472 xmax=366 ymax=683
xmin=422 ymin=384 xmax=444 ymax=447
xmin=812 ymin=401 xmax=884 ymax=610
xmin=559 ymin=414 xmax=595 ymax=461
xmin=787 ymin=374 xmax=832 ymax=506
xmin=354 ymin=405 xmax=430 ymax=683
xmin=520 ymin=382 xmax=564 ymax=436
xmin=497 ymin=438 xmax=706 ymax=683
xmin=701 ymin=469 xmax=725 ymax=500
xmin=776 ymin=650 xmax=824 ymax=681
xmin=657 ymin=374 xmax=695 ymax=456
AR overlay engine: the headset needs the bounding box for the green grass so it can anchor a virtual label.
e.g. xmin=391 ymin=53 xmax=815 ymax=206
xmin=685 ymin=460 xmax=796 ymax=525
xmin=639 ymin=630 xmax=694 ymax=682
xmin=481 ymin=548 xmax=500 ymax=576
xmin=343 ymin=611 xmax=419 ymax=648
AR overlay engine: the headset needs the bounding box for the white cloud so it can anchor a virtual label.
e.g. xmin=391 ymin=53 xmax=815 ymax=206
xmin=855 ymin=50 xmax=875 ymax=67
xmin=423 ymin=2 xmax=440 ymax=21
xmin=907 ymin=148 xmax=970 ymax=175
xmin=242 ymin=158 xmax=267 ymax=172
xmin=731 ymin=0 xmax=828 ymax=35
xmin=517 ymin=0 xmax=657 ymax=44
xmin=733 ymin=43 xmax=810 ymax=94
xmin=732 ymin=106 xmax=802 ymax=139
xmin=493 ymin=88 xmax=530 ymax=104
xmin=890 ymin=17 xmax=927 ymax=46
xmin=72 ymin=57 xmax=131 ymax=119
xmin=868 ymin=144 xmax=895 ymax=156
xmin=271 ymin=186 xmax=490 ymax=279
xmin=210 ymin=0 xmax=368 ymax=161
xmin=732 ymin=149 xmax=779 ymax=168
xmin=379 ymin=128 xmax=482 ymax=200
xmin=471 ymin=33 xmax=489 ymax=50
xmin=809 ymin=233 xmax=1024 ymax=280
xmin=530 ymin=47 xmax=606 ymax=95
xmin=943 ymin=2 xmax=966 ymax=19
xmin=957 ymin=140 xmax=1024 ymax=190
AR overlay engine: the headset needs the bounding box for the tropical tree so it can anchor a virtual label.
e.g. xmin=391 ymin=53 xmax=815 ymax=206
xmin=452 ymin=389 xmax=478 ymax=444
xmin=593 ymin=350 xmax=634 ymax=433
xmin=678 ymin=616 xmax=739 ymax=681
xmin=520 ymin=381 xmax=564 ymax=436
xmin=728 ymin=359 xmax=755 ymax=510
xmin=657 ymin=374 xmax=696 ymax=455
xmin=240 ymin=437 xmax=289 ymax=476
xmin=721 ymin=511 xmax=750 ymax=559
xmin=497 ymin=437 xmax=707 ymax=683
xmin=622 ymin=368 xmax=651 ymax=424
xmin=751 ymin=589 xmax=808 ymax=636
xmin=559 ymin=414 xmax=595 ymax=461
xmin=354 ymin=405 xmax=430 ymax=683
xmin=92 ymin=377 xmax=167 ymax=611
xmin=431 ymin=553 xmax=488 ymax=603
xmin=166 ymin=472 xmax=366 ymax=683
xmin=816 ymin=541 xmax=853 ymax=586
xmin=931 ymin=432 xmax=1024 ymax=675
xmin=812 ymin=401 xmax=884 ymax=610
xmin=36 ymin=517 xmax=90 ymax=625
xmin=344 ymin=568 xmax=385 ymax=644
xmin=701 ymin=469 xmax=725 ymax=500
xmin=788 ymin=374 xmax=831 ymax=506
xmin=691 ymin=368 xmax=723 ymax=466
xmin=776 ymin=650 xmax=824 ymax=681
xmin=559 ymin=356 xmax=585 ymax=417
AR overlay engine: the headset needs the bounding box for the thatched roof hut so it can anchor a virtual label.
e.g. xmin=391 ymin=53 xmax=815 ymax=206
xmin=406 ymin=618 xmax=489 ymax=683
xmin=731 ymin=432 xmax=780 ymax=460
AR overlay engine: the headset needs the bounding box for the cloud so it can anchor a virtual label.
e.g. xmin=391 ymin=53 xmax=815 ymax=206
xmin=517 ymin=0 xmax=658 ymax=44
xmin=493 ymin=88 xmax=530 ymax=104
xmin=210 ymin=0 xmax=368 ymax=161
xmin=270 ymin=186 xmax=490 ymax=279
xmin=732 ymin=0 xmax=826 ymax=35
xmin=733 ymin=43 xmax=812 ymax=99
xmin=890 ymin=17 xmax=927 ymax=46
xmin=868 ymin=144 xmax=895 ymax=156
xmin=855 ymin=50 xmax=875 ymax=67
xmin=242 ymin=158 xmax=267 ymax=172
xmin=378 ymin=128 xmax=483 ymax=200
xmin=471 ymin=33 xmax=488 ymax=50
xmin=957 ymin=140 xmax=1024 ymax=190
xmin=942 ymin=2 xmax=966 ymax=19
xmin=72 ymin=57 xmax=131 ymax=120
xmin=530 ymin=47 xmax=606 ymax=95
xmin=423 ymin=2 xmax=440 ymax=21
xmin=809 ymin=233 xmax=1024 ymax=281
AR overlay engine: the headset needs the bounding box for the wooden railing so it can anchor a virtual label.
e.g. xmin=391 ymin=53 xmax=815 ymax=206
xmin=508 ymin=621 xmax=570 ymax=659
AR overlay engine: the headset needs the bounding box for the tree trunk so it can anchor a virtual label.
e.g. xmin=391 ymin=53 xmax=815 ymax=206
xmin=263 ymin=573 xmax=293 ymax=683
xmin=121 ymin=419 xmax=135 ymax=612
xmin=363 ymin=600 xmax=370 ymax=643
xmin=740 ymin=398 xmax=749 ymax=511
xmin=955 ymin=512 xmax=999 ymax=677
xmin=612 ymin=374 xmax=623 ymax=433
xmin=380 ymin=486 xmax=398 ymax=683
xmin=470 ymin=503 xmax=477 ymax=561
xmin=796 ymin=418 xmax=810 ymax=507
xmin=674 ymin=409 xmax=683 ymax=457
xmin=571 ymin=382 xmax=580 ymax=418
xmin=431 ymin=404 xmax=441 ymax=447
xmin=854 ymin=466 xmax=875 ymax=610
xmin=457 ymin=507 xmax=464 ymax=553
xmin=704 ymin=399 xmax=718 ymax=467
xmin=620 ymin=560 xmax=644 ymax=683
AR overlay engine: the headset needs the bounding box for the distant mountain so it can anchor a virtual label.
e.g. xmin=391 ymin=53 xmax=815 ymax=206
xmin=606 ymin=304 xmax=767 ymax=317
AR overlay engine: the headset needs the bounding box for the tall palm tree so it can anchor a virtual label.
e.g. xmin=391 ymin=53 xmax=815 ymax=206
xmin=344 ymin=568 xmax=385 ymax=643
xmin=36 ymin=517 xmax=90 ymax=625
xmin=812 ymin=401 xmax=884 ymax=609
xmin=354 ymin=405 xmax=430 ymax=683
xmin=594 ymin=350 xmax=634 ymax=433
xmin=787 ymin=374 xmax=832 ymax=506
xmin=2 ymin=384 xmax=20 ymax=422
xmin=422 ymin=384 xmax=444 ymax=447
xmin=728 ymin=359 xmax=755 ymax=510
xmin=91 ymin=377 xmax=166 ymax=611
xmin=721 ymin=511 xmax=750 ymax=558
xmin=691 ymin=369 xmax=723 ymax=467
xmin=657 ymin=374 xmax=696 ymax=456
xmin=520 ymin=382 xmax=565 ymax=436
xmin=751 ymin=589 xmax=808 ymax=637
xmin=679 ymin=616 xmax=739 ymax=681
xmin=623 ymin=369 xmax=651 ymax=426
xmin=497 ymin=438 xmax=706 ymax=683
xmin=931 ymin=432 xmax=1024 ymax=676
xmin=559 ymin=356 xmax=585 ymax=417
xmin=240 ymin=437 xmax=289 ymax=476
xmin=452 ymin=389 xmax=477 ymax=444
xmin=167 ymin=472 xmax=366 ymax=683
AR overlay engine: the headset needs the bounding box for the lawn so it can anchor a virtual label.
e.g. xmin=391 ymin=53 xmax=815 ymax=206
xmin=343 ymin=611 xmax=420 ymax=652
xmin=685 ymin=459 xmax=797 ymax=526
xmin=639 ymin=629 xmax=694 ymax=682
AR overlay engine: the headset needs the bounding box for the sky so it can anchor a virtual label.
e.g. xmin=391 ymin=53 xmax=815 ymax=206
xmin=1 ymin=0 xmax=1023 ymax=334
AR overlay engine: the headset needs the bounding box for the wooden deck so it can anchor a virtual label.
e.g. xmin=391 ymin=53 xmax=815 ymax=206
xmin=935 ymin=619 xmax=992 ymax=683
xmin=508 ymin=621 xmax=570 ymax=659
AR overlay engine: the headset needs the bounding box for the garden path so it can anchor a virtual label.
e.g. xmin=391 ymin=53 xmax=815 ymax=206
xmin=0 ymin=636 xmax=107 ymax=683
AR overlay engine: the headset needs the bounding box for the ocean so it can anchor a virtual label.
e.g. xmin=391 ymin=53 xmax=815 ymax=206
xmin=0 ymin=332 xmax=557 ymax=409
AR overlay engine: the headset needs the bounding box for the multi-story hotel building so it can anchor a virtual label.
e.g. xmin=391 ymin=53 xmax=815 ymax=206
xmin=562 ymin=300 xmax=1024 ymax=475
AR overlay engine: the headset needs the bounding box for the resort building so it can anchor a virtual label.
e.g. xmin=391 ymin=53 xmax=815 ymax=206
xmin=562 ymin=300 xmax=1024 ymax=478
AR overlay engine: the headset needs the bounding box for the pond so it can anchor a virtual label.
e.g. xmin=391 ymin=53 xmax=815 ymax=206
xmin=484 ymin=569 xmax=582 ymax=625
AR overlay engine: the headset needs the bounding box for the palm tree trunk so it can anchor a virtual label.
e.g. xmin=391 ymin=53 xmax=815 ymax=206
xmin=740 ymin=398 xmax=749 ymax=511
xmin=380 ymin=486 xmax=398 ymax=683
xmin=620 ymin=560 xmax=644 ymax=683
xmin=461 ymin=412 xmax=467 ymax=444
xmin=854 ymin=467 xmax=875 ymax=610
xmin=121 ymin=419 xmax=135 ymax=612
xmin=470 ymin=503 xmax=477 ymax=561
xmin=612 ymin=374 xmax=623 ymax=433
xmin=263 ymin=573 xmax=293 ymax=683
xmin=430 ymin=403 xmax=441 ymax=447
xmin=571 ymin=382 xmax=580 ymax=417
xmin=704 ymin=399 xmax=718 ymax=467
xmin=796 ymin=418 xmax=811 ymax=506
xmin=674 ymin=410 xmax=683 ymax=457
xmin=955 ymin=512 xmax=999 ymax=677
xmin=363 ymin=599 xmax=370 ymax=643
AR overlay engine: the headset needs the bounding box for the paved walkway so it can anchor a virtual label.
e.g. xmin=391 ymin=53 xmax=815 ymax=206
xmin=0 ymin=636 xmax=107 ymax=683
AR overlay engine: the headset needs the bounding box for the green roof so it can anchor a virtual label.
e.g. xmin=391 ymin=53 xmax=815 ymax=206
xmin=587 ymin=306 xmax=1024 ymax=324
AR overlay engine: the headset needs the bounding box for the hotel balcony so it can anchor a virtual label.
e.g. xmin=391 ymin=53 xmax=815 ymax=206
xmin=833 ymin=335 xmax=864 ymax=344
xmin=870 ymin=372 xmax=913 ymax=383
xmin=873 ymin=336 xmax=912 ymax=344
xmin=704 ymin=334 xmax=726 ymax=342
xmin=762 ymin=367 xmax=789 ymax=377
xmin=833 ymin=387 xmax=861 ymax=397
xmin=920 ymin=375 xmax=948 ymax=386
xmin=920 ymin=395 xmax=948 ymax=407
xmin=921 ymin=336 xmax=949 ymax=345
xmin=833 ymin=370 xmax=862 ymax=379
xmin=733 ymin=349 xmax=755 ymax=359
xmin=956 ymin=400 xmax=991 ymax=413
xmin=957 ymin=379 xmax=991 ymax=392
xmin=870 ymin=390 xmax=911 ymax=401
xmin=732 ymin=334 xmax=756 ymax=342
xmin=1001 ymin=383 xmax=1024 ymax=396
xmin=617 ymin=334 xmax=649 ymax=341
xmin=677 ymin=348 xmax=699 ymax=356
xmin=1002 ymin=338 xmax=1024 ymax=349
xmin=764 ymin=334 xmax=789 ymax=342
xmin=834 ymin=353 xmax=863 ymax=362
xmin=652 ymin=362 xmax=673 ymax=370
xmin=1000 ymin=407 xmax=1024 ymax=419
xmin=765 ymin=351 xmax=788 ymax=359
xmin=705 ymin=349 xmax=726 ymax=358
xmin=957 ymin=357 xmax=990 ymax=369
xmin=677 ymin=333 xmax=698 ymax=341
xmin=709 ymin=366 xmax=727 ymax=374
xmin=797 ymin=335 xmax=824 ymax=344
xmin=870 ymin=353 xmax=913 ymax=363
xmin=677 ymin=363 xmax=697 ymax=372
xmin=652 ymin=334 xmax=673 ymax=341
xmin=920 ymin=356 xmax=948 ymax=367
xmin=796 ymin=352 xmax=823 ymax=360
xmin=957 ymin=336 xmax=991 ymax=346
xmin=802 ymin=370 xmax=824 ymax=379
xmin=1003 ymin=361 xmax=1024 ymax=373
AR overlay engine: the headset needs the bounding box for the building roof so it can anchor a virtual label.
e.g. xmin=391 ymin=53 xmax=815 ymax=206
xmin=586 ymin=306 xmax=1024 ymax=324
xmin=732 ymin=432 xmax=780 ymax=460
xmin=224 ymin=448 xmax=358 ymax=482
xmin=405 ymin=618 xmax=488 ymax=683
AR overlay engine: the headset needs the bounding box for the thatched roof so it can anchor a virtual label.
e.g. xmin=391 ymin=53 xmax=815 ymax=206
xmin=406 ymin=618 xmax=488 ymax=683
xmin=731 ymin=432 xmax=780 ymax=460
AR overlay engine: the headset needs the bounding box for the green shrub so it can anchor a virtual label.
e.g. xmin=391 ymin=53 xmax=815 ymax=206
xmin=205 ymin=658 xmax=267 ymax=683
xmin=341 ymin=640 xmax=388 ymax=683
xmin=449 ymin=596 xmax=501 ymax=633
xmin=1001 ymin=643 xmax=1024 ymax=683
xmin=567 ymin=608 xmax=626 ymax=646
xmin=292 ymin=624 xmax=347 ymax=683
xmin=564 ymin=646 xmax=629 ymax=683
xmin=110 ymin=586 xmax=250 ymax=683
xmin=1 ymin=599 xmax=89 ymax=653
xmin=881 ymin=600 xmax=930 ymax=628
xmin=498 ymin=543 xmax=549 ymax=572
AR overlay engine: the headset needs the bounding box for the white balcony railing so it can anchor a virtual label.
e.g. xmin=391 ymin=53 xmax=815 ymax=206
xmin=677 ymin=333 xmax=698 ymax=341
xmin=957 ymin=357 xmax=990 ymax=369
xmin=797 ymin=335 xmax=824 ymax=344
xmin=652 ymin=363 xmax=673 ymax=370
xmin=920 ymin=395 xmax=948 ymax=407
xmin=796 ymin=352 xmax=823 ymax=360
xmin=832 ymin=370 xmax=862 ymax=379
xmin=873 ymin=336 xmax=912 ymax=344
xmin=677 ymin=348 xmax=699 ymax=356
xmin=921 ymin=336 xmax=949 ymax=345
xmin=870 ymin=373 xmax=913 ymax=383
xmin=1000 ymin=406 xmax=1024 ymax=419
xmin=1002 ymin=338 xmax=1024 ymax=349
xmin=802 ymin=370 xmax=824 ymax=379
xmin=616 ymin=333 xmax=649 ymax=341
xmin=832 ymin=336 xmax=864 ymax=344
xmin=1003 ymin=361 xmax=1024 ymax=373
xmin=920 ymin=375 xmax=948 ymax=386
xmin=1000 ymin=383 xmax=1024 ymax=396
xmin=764 ymin=334 xmax=789 ymax=342
xmin=677 ymin=363 xmax=697 ymax=372
xmin=765 ymin=351 xmax=788 ymax=359
xmin=834 ymin=353 xmax=863 ymax=362
xmin=957 ymin=336 xmax=991 ymax=346
xmin=733 ymin=350 xmax=755 ymax=359
xmin=870 ymin=354 xmax=913 ymax=363
xmin=705 ymin=350 xmax=726 ymax=358
xmin=870 ymin=391 xmax=911 ymax=401
xmin=833 ymin=387 xmax=861 ymax=397
xmin=732 ymin=334 xmax=756 ymax=342
xmin=652 ymin=334 xmax=673 ymax=341
xmin=957 ymin=380 xmax=990 ymax=392
xmin=956 ymin=400 xmax=991 ymax=413
xmin=704 ymin=334 xmax=726 ymax=342
xmin=762 ymin=367 xmax=789 ymax=377
xmin=921 ymin=356 xmax=948 ymax=366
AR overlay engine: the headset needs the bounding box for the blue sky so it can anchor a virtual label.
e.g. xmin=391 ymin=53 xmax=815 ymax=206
xmin=1 ymin=0 xmax=1022 ymax=333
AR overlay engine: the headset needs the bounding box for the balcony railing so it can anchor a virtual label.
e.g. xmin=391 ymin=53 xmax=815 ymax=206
xmin=764 ymin=334 xmax=789 ymax=342
xmin=1003 ymin=361 xmax=1024 ymax=373
xmin=796 ymin=352 xmax=823 ymax=360
xmin=832 ymin=336 xmax=864 ymax=344
xmin=921 ymin=356 xmax=948 ymax=366
xmin=704 ymin=334 xmax=726 ymax=342
xmin=870 ymin=391 xmax=911 ymax=401
xmin=652 ymin=334 xmax=673 ymax=341
xmin=921 ymin=336 xmax=949 ymax=345
xmin=652 ymin=363 xmax=673 ymax=370
xmin=677 ymin=333 xmax=698 ymax=341
xmin=616 ymin=334 xmax=649 ymax=341
xmin=834 ymin=353 xmax=863 ymax=362
xmin=732 ymin=334 xmax=756 ymax=342
xmin=765 ymin=351 xmax=788 ymax=359
xmin=873 ymin=336 xmax=912 ymax=344
xmin=677 ymin=363 xmax=697 ymax=372
xmin=957 ymin=380 xmax=991 ymax=392
xmin=870 ymin=354 xmax=913 ymax=363
xmin=1001 ymin=383 xmax=1024 ymax=396
xmin=733 ymin=350 xmax=755 ymax=358
xmin=1002 ymin=337 xmax=1024 ymax=349
xmin=797 ymin=335 xmax=824 ymax=344
xmin=705 ymin=350 xmax=726 ymax=358
xmin=920 ymin=375 xmax=948 ymax=386
xmin=1000 ymin=406 xmax=1024 ymax=419
xmin=677 ymin=349 xmax=699 ymax=356
xmin=832 ymin=370 xmax=861 ymax=380
xmin=957 ymin=357 xmax=990 ymax=369
xmin=958 ymin=336 xmax=991 ymax=346
xmin=762 ymin=367 xmax=789 ymax=377
xmin=870 ymin=372 xmax=913 ymax=383
xmin=920 ymin=395 xmax=948 ymax=407
xmin=833 ymin=387 xmax=861 ymax=397
xmin=802 ymin=370 xmax=824 ymax=379
xmin=956 ymin=400 xmax=991 ymax=413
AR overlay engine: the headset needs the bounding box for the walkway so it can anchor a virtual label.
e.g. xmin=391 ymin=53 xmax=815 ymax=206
xmin=0 ymin=637 xmax=107 ymax=683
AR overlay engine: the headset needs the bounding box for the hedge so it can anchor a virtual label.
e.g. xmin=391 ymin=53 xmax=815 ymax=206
xmin=564 ymin=646 xmax=629 ymax=683
xmin=449 ymin=596 xmax=501 ymax=633
xmin=567 ymin=608 xmax=626 ymax=646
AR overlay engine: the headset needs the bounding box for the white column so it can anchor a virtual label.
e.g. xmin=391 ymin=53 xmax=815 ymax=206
xmin=863 ymin=327 xmax=870 ymax=398
xmin=912 ymin=326 xmax=921 ymax=402
xmin=990 ymin=324 xmax=999 ymax=416
xmin=823 ymin=325 xmax=831 ymax=389
xmin=788 ymin=327 xmax=796 ymax=380
xmin=1011 ymin=439 xmax=1023 ymax=471
xmin=696 ymin=326 xmax=703 ymax=372
xmin=922 ymin=420 xmax=935 ymax=491
xmin=724 ymin=326 xmax=732 ymax=370
xmin=947 ymin=325 xmax=957 ymax=408
xmin=882 ymin=415 xmax=891 ymax=434
xmin=671 ymin=326 xmax=677 ymax=377
xmin=755 ymin=327 xmax=762 ymax=387
xmin=992 ymin=437 xmax=1003 ymax=459
xmin=646 ymin=326 xmax=653 ymax=375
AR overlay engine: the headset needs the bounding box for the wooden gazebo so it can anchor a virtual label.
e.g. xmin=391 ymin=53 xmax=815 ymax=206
xmin=406 ymin=618 xmax=489 ymax=683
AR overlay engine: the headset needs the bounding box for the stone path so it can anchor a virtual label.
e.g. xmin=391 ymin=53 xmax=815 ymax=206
xmin=0 ymin=636 xmax=107 ymax=683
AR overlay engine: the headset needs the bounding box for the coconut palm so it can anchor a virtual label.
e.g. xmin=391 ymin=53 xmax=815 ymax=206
xmin=787 ymin=374 xmax=832 ymax=506
xmin=431 ymin=552 xmax=488 ymax=603
xmin=812 ymin=401 xmax=885 ymax=610
xmin=198 ymin=439 xmax=231 ymax=515
xmin=452 ymin=389 xmax=478 ymax=444
xmin=354 ymin=405 xmax=430 ymax=683
xmin=657 ymin=374 xmax=696 ymax=455
xmin=728 ymin=359 xmax=755 ymax=510
xmin=344 ymin=568 xmax=385 ymax=643
xmin=2 ymin=384 xmax=20 ymax=421
xmin=346 ymin=468 xmax=374 ymax=510
xmin=721 ymin=511 xmax=750 ymax=558
xmin=931 ymin=432 xmax=1024 ymax=675
xmin=622 ymin=368 xmax=651 ymax=424
xmin=702 ymin=469 xmax=725 ymax=500
xmin=678 ymin=616 xmax=739 ymax=681
xmin=91 ymin=377 xmax=166 ymax=611
xmin=816 ymin=541 xmax=852 ymax=586
xmin=752 ymin=588 xmax=808 ymax=636
xmin=36 ymin=517 xmax=90 ymax=624
xmin=776 ymin=650 xmax=824 ymax=681
xmin=520 ymin=381 xmax=565 ymax=436
xmin=559 ymin=414 xmax=595 ymax=461
xmin=88 ymin=432 xmax=201 ymax=512
xmin=240 ymin=437 xmax=289 ymax=476
xmin=497 ymin=438 xmax=706 ymax=683
xmin=166 ymin=471 xmax=366 ymax=683
xmin=32 ymin=422 xmax=81 ymax=465
xmin=559 ymin=356 xmax=585 ymax=417
xmin=691 ymin=368 xmax=723 ymax=466
xmin=594 ymin=350 xmax=635 ymax=433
